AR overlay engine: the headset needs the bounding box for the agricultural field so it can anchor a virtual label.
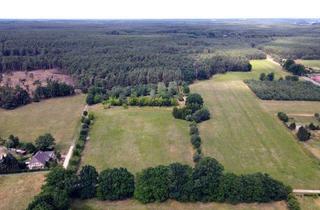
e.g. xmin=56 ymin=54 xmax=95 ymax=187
xmin=0 ymin=172 xmax=46 ymax=210
xmin=80 ymin=106 xmax=193 ymax=173
xmin=190 ymin=60 xmax=320 ymax=189
xmin=71 ymin=199 xmax=287 ymax=210
xmin=0 ymin=94 xmax=85 ymax=153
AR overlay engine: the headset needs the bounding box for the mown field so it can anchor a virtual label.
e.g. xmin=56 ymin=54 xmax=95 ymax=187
xmin=0 ymin=94 xmax=85 ymax=153
xmin=190 ymin=60 xmax=320 ymax=189
xmin=71 ymin=199 xmax=287 ymax=210
xmin=81 ymin=106 xmax=193 ymax=173
xmin=0 ymin=172 xmax=46 ymax=210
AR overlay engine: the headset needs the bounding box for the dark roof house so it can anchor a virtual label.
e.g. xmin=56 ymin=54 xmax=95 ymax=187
xmin=28 ymin=151 xmax=56 ymax=170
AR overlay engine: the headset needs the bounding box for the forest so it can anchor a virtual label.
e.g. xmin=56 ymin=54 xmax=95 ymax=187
xmin=1 ymin=20 xmax=319 ymax=91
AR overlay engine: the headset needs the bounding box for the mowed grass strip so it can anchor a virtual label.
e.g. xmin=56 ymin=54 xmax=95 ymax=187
xmin=0 ymin=172 xmax=46 ymax=210
xmin=81 ymin=106 xmax=193 ymax=173
xmin=0 ymin=94 xmax=85 ymax=152
xmin=72 ymin=199 xmax=287 ymax=210
xmin=190 ymin=60 xmax=320 ymax=188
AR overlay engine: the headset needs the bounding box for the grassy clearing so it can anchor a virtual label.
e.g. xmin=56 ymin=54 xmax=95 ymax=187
xmin=71 ymin=199 xmax=287 ymax=210
xmin=0 ymin=94 xmax=85 ymax=153
xmin=298 ymin=197 xmax=320 ymax=210
xmin=81 ymin=106 xmax=193 ymax=173
xmin=0 ymin=172 xmax=46 ymax=210
xmin=212 ymin=59 xmax=288 ymax=82
xmin=297 ymin=59 xmax=320 ymax=71
xmin=190 ymin=60 xmax=320 ymax=188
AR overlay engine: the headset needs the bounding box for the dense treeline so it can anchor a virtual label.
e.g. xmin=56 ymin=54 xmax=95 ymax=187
xmin=0 ymin=85 xmax=30 ymax=109
xmin=245 ymin=80 xmax=320 ymax=101
xmin=0 ymin=80 xmax=74 ymax=109
xmin=88 ymin=81 xmax=182 ymax=107
xmin=34 ymin=80 xmax=75 ymax=101
xmin=27 ymin=157 xmax=291 ymax=210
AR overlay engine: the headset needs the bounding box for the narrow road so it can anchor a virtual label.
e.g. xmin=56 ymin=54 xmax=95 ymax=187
xmin=293 ymin=189 xmax=320 ymax=196
xmin=63 ymin=105 xmax=88 ymax=169
xmin=302 ymin=76 xmax=320 ymax=87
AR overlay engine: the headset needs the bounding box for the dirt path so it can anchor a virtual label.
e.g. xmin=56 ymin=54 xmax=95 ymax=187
xmin=266 ymin=54 xmax=281 ymax=66
xmin=63 ymin=105 xmax=88 ymax=169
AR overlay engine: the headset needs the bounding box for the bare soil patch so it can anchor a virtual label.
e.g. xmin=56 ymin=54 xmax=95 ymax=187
xmin=0 ymin=69 xmax=74 ymax=95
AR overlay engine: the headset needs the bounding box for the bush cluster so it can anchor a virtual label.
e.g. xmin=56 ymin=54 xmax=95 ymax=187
xmin=68 ymin=110 xmax=94 ymax=172
xmin=277 ymin=112 xmax=289 ymax=123
xmin=104 ymin=96 xmax=178 ymax=107
xmin=189 ymin=123 xmax=203 ymax=163
xmin=282 ymin=59 xmax=306 ymax=76
xmin=259 ymin=72 xmax=274 ymax=81
xmin=0 ymin=85 xmax=30 ymax=109
xmin=173 ymin=93 xmax=210 ymax=123
xmin=287 ymin=193 xmax=301 ymax=210
xmin=245 ymin=80 xmax=320 ymax=101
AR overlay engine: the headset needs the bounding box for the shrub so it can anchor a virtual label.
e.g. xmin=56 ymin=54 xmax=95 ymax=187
xmin=288 ymin=122 xmax=296 ymax=130
xmin=83 ymin=111 xmax=88 ymax=116
xmin=193 ymin=151 xmax=202 ymax=163
xmin=192 ymin=108 xmax=210 ymax=123
xmin=277 ymin=112 xmax=289 ymax=123
xmin=287 ymin=193 xmax=301 ymax=210
xmin=191 ymin=157 xmax=224 ymax=202
xmin=168 ymin=163 xmax=193 ymax=202
xmin=97 ymin=168 xmax=135 ymax=201
xmin=134 ymin=165 xmax=170 ymax=203
xmin=186 ymin=93 xmax=204 ymax=106
xmin=79 ymin=165 xmax=98 ymax=199
xmin=35 ymin=133 xmax=55 ymax=151
xmin=285 ymin=75 xmax=299 ymax=81
xmin=190 ymin=134 xmax=201 ymax=149
xmin=297 ymin=126 xmax=311 ymax=141
xmin=189 ymin=125 xmax=199 ymax=135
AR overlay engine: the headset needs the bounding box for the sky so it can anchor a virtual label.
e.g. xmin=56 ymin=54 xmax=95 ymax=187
xmin=0 ymin=0 xmax=319 ymax=19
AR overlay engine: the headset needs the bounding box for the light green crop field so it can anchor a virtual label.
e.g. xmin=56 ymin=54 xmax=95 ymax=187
xmin=190 ymin=60 xmax=320 ymax=189
xmin=0 ymin=94 xmax=85 ymax=153
xmin=81 ymin=106 xmax=193 ymax=173
xmin=212 ymin=59 xmax=288 ymax=82
xmin=0 ymin=172 xmax=46 ymax=210
xmin=72 ymin=199 xmax=287 ymax=210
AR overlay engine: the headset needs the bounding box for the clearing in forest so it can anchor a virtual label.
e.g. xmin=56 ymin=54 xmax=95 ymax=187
xmin=81 ymin=106 xmax=193 ymax=173
xmin=190 ymin=60 xmax=320 ymax=189
xmin=0 ymin=94 xmax=85 ymax=153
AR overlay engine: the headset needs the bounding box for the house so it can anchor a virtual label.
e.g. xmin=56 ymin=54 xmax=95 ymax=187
xmin=28 ymin=151 xmax=56 ymax=170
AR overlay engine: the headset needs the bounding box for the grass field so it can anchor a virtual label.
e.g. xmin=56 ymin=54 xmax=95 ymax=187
xmin=297 ymin=59 xmax=320 ymax=71
xmin=0 ymin=94 xmax=85 ymax=153
xmin=71 ymin=199 xmax=287 ymax=210
xmin=81 ymin=106 xmax=193 ymax=173
xmin=0 ymin=172 xmax=46 ymax=210
xmin=213 ymin=60 xmax=288 ymax=82
xmin=190 ymin=60 xmax=320 ymax=189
